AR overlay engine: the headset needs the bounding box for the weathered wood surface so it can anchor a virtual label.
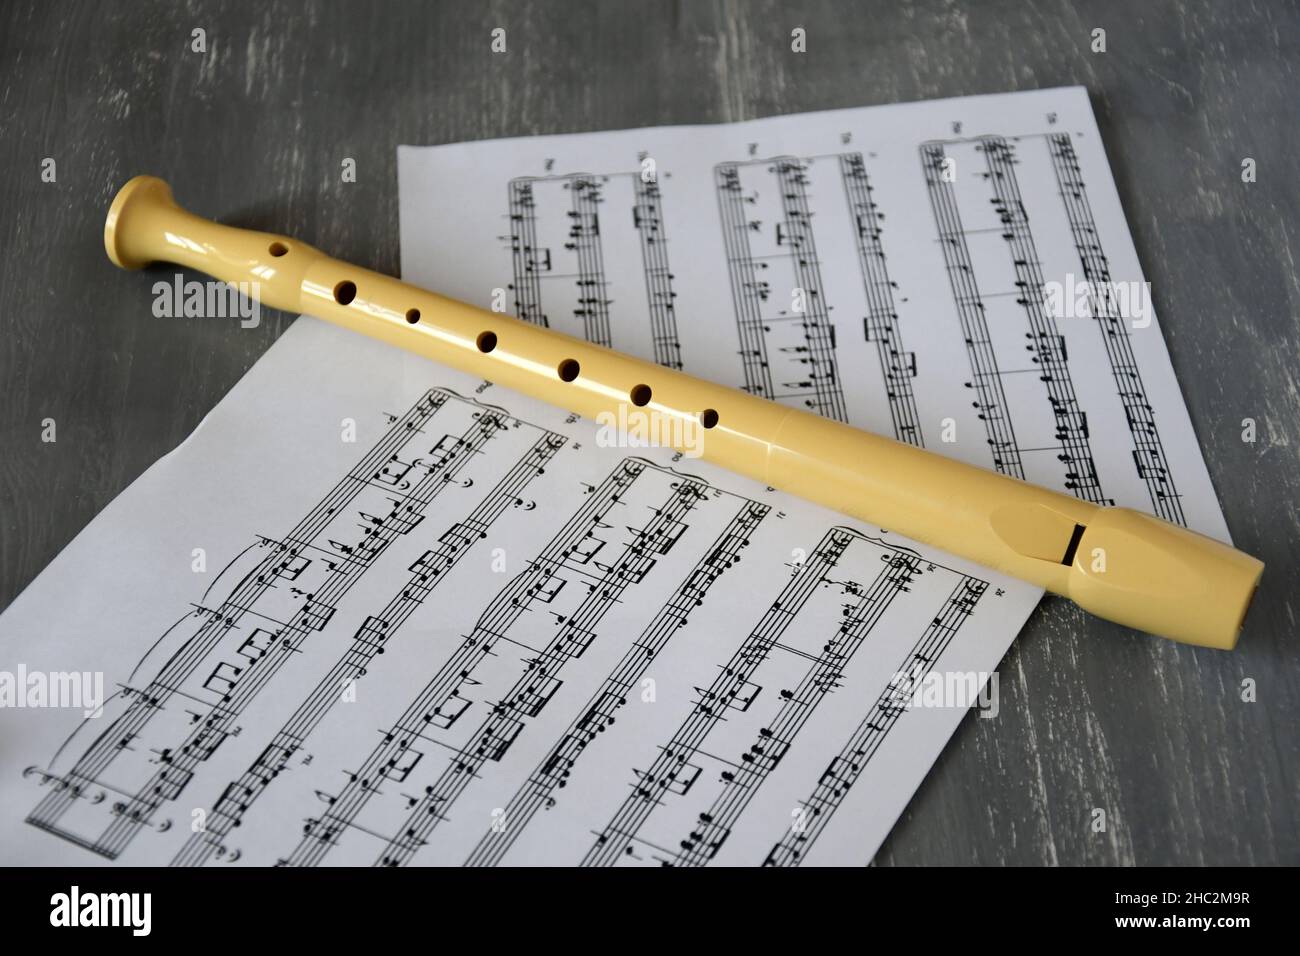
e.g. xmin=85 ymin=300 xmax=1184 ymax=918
xmin=0 ymin=0 xmax=1295 ymax=864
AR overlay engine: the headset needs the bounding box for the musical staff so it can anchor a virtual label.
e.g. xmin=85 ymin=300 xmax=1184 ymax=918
xmin=632 ymin=175 xmax=685 ymax=369
xmin=282 ymin=459 xmax=639 ymax=863
xmin=506 ymin=169 xmax=684 ymax=368
xmin=368 ymin=469 xmax=705 ymax=867
xmin=171 ymin=430 xmax=567 ymax=866
xmin=26 ymin=389 xmax=466 ymax=852
xmin=839 ymin=152 xmax=923 ymax=446
xmin=763 ymin=575 xmax=987 ymax=866
xmin=507 ymin=179 xmax=547 ymax=326
xmin=581 ymin=529 xmax=977 ymax=867
xmin=26 ymin=392 xmax=556 ymax=860
xmin=667 ymin=550 xmax=921 ymax=867
xmin=921 ymin=143 xmax=1026 ymax=478
xmin=716 ymin=158 xmax=848 ymax=422
xmin=283 ymin=460 xmax=757 ymax=866
xmin=510 ymin=174 xmax=614 ymax=339
xmin=464 ymin=500 xmax=769 ymax=866
xmin=567 ymin=175 xmax=613 ymax=347
xmin=1048 ymin=133 xmax=1185 ymax=524
xmin=978 ymin=136 xmax=1107 ymax=503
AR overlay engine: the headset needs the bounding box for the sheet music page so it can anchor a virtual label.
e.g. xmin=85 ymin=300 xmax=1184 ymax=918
xmin=400 ymin=86 xmax=1229 ymax=542
xmin=0 ymin=317 xmax=1037 ymax=866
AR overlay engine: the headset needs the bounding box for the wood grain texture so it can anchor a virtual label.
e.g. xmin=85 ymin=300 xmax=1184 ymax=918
xmin=0 ymin=0 xmax=1295 ymax=865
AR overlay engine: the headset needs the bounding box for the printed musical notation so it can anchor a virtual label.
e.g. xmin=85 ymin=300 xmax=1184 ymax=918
xmin=285 ymin=461 xmax=761 ymax=867
xmin=464 ymin=497 xmax=768 ymax=867
xmin=840 ymin=152 xmax=924 ymax=446
xmin=921 ymin=142 xmax=1027 ymax=478
xmin=633 ymin=173 xmax=686 ymax=371
xmin=582 ymin=532 xmax=988 ymax=867
xmin=763 ymin=573 xmax=987 ymax=866
xmin=1046 ymin=133 xmax=1185 ymax=524
xmin=923 ymin=136 xmax=1109 ymax=502
xmin=3 ymin=313 xmax=1034 ymax=866
xmin=716 ymin=157 xmax=848 ymax=422
xmin=403 ymin=88 xmax=1227 ymax=539
xmin=389 ymin=89 xmax=1231 ymax=861
xmin=170 ymin=427 xmax=568 ymax=867
xmin=507 ymin=169 xmax=684 ymax=369
xmin=26 ymin=390 xmax=559 ymax=859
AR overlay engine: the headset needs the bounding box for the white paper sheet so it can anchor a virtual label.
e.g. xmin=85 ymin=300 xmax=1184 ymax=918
xmin=0 ymin=87 xmax=1227 ymax=868
xmin=0 ymin=318 xmax=1037 ymax=866
xmin=400 ymin=86 xmax=1229 ymax=541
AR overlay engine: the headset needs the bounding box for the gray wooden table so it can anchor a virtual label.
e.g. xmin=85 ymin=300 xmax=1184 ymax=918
xmin=1 ymin=0 xmax=1296 ymax=865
